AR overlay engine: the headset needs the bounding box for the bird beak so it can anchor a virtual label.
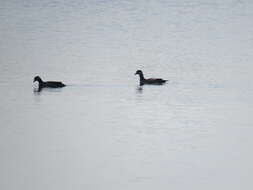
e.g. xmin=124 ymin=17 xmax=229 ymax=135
xmin=134 ymin=72 xmax=137 ymax=75
xmin=33 ymin=78 xmax=36 ymax=82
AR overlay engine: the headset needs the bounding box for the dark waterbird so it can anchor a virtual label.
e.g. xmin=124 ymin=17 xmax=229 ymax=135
xmin=33 ymin=76 xmax=66 ymax=90
xmin=135 ymin=70 xmax=167 ymax=86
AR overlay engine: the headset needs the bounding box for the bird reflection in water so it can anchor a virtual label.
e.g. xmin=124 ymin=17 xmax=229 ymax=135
xmin=136 ymin=86 xmax=143 ymax=94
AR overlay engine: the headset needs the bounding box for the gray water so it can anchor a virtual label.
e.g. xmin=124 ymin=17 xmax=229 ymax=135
xmin=1 ymin=0 xmax=253 ymax=189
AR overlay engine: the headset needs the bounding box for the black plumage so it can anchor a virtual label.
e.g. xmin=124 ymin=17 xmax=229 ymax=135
xmin=33 ymin=76 xmax=65 ymax=90
xmin=135 ymin=70 xmax=167 ymax=86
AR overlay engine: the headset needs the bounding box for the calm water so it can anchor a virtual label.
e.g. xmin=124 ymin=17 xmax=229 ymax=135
xmin=1 ymin=0 xmax=253 ymax=189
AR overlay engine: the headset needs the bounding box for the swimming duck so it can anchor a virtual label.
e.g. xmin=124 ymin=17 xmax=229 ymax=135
xmin=33 ymin=76 xmax=66 ymax=90
xmin=135 ymin=70 xmax=167 ymax=86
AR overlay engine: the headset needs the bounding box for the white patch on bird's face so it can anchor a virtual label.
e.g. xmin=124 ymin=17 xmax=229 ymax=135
xmin=33 ymin=81 xmax=39 ymax=90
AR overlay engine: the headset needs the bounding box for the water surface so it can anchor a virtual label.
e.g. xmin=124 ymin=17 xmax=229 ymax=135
xmin=1 ymin=0 xmax=253 ymax=189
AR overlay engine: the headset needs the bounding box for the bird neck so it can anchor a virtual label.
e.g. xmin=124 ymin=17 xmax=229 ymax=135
xmin=37 ymin=78 xmax=44 ymax=84
xmin=138 ymin=73 xmax=145 ymax=80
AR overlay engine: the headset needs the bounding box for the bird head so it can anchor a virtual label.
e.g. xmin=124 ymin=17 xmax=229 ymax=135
xmin=135 ymin=70 xmax=143 ymax=75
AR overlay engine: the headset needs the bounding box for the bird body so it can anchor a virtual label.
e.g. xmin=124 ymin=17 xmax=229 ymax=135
xmin=42 ymin=81 xmax=65 ymax=88
xmin=33 ymin=76 xmax=65 ymax=90
xmin=135 ymin=70 xmax=167 ymax=86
